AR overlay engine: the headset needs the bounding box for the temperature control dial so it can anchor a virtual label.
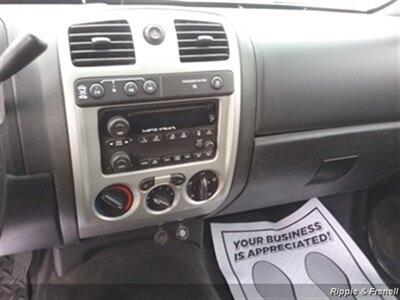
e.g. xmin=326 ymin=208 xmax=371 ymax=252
xmin=95 ymin=185 xmax=133 ymax=218
xmin=147 ymin=185 xmax=175 ymax=212
xmin=187 ymin=170 xmax=219 ymax=201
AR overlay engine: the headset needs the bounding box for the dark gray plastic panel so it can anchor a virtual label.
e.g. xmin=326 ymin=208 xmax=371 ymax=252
xmin=250 ymin=14 xmax=400 ymax=135
xmin=0 ymin=174 xmax=61 ymax=255
xmin=221 ymin=123 xmax=400 ymax=215
xmin=0 ymin=19 xmax=7 ymax=236
xmin=1 ymin=15 xmax=79 ymax=244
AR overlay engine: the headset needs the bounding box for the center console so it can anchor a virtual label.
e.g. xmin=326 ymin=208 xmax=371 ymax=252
xmin=58 ymin=9 xmax=241 ymax=238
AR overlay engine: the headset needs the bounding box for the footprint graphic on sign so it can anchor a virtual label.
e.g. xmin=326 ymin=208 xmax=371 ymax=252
xmin=252 ymin=261 xmax=297 ymax=300
xmin=305 ymin=252 xmax=356 ymax=300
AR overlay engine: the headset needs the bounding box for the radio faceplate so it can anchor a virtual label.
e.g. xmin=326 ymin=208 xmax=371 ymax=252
xmin=99 ymin=101 xmax=219 ymax=174
xmin=58 ymin=9 xmax=241 ymax=239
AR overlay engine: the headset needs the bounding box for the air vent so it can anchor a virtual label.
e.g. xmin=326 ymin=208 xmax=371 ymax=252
xmin=175 ymin=20 xmax=229 ymax=63
xmin=68 ymin=20 xmax=135 ymax=67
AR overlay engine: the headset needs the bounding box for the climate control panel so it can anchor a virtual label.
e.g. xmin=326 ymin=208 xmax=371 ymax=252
xmin=99 ymin=101 xmax=219 ymax=174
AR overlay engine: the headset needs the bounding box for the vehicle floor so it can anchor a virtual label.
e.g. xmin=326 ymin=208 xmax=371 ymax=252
xmin=29 ymin=192 xmax=396 ymax=300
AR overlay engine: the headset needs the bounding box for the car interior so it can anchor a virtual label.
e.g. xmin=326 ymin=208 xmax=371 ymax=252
xmin=0 ymin=0 xmax=399 ymax=299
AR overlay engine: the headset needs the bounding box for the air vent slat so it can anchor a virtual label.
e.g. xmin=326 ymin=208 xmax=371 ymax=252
xmin=68 ymin=20 xmax=135 ymax=67
xmin=180 ymin=53 xmax=229 ymax=62
xmin=175 ymin=19 xmax=229 ymax=63
xmin=69 ymin=23 xmax=130 ymax=29
xmin=72 ymin=57 xmax=135 ymax=67
xmin=179 ymin=46 xmax=229 ymax=50
xmin=69 ymin=32 xmax=132 ymax=38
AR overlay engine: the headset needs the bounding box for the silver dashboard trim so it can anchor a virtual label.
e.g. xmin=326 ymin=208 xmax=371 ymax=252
xmin=57 ymin=7 xmax=241 ymax=238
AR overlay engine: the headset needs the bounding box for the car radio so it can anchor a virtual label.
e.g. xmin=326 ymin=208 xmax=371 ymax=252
xmin=99 ymin=100 xmax=219 ymax=174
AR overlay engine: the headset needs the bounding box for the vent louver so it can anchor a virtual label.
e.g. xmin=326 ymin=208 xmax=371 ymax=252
xmin=174 ymin=20 xmax=229 ymax=63
xmin=68 ymin=20 xmax=135 ymax=67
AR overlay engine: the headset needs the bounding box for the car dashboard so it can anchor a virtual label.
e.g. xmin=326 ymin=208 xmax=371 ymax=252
xmin=0 ymin=3 xmax=399 ymax=253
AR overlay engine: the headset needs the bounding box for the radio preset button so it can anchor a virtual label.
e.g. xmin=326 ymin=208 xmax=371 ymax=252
xmin=193 ymin=129 xmax=202 ymax=137
xmin=166 ymin=132 xmax=177 ymax=141
xmin=183 ymin=153 xmax=192 ymax=160
xmin=204 ymin=128 xmax=214 ymax=136
xmin=123 ymin=81 xmax=138 ymax=96
xmin=204 ymin=150 xmax=214 ymax=158
xmin=139 ymin=177 xmax=155 ymax=191
xmin=210 ymin=76 xmax=224 ymax=90
xmin=143 ymin=80 xmax=158 ymax=94
xmin=151 ymin=134 xmax=162 ymax=143
xmin=195 ymin=139 xmax=204 ymax=148
xmin=179 ymin=131 xmax=189 ymax=139
xmin=89 ymin=83 xmax=105 ymax=98
xmin=173 ymin=154 xmax=182 ymax=162
xmin=193 ymin=152 xmax=203 ymax=159
xmin=138 ymin=136 xmax=149 ymax=144
xmin=162 ymin=156 xmax=172 ymax=163
xmin=107 ymin=116 xmax=130 ymax=138
xmin=204 ymin=140 xmax=215 ymax=151
xmin=150 ymin=157 xmax=160 ymax=166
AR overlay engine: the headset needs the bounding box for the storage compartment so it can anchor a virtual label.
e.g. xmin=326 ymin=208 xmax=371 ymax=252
xmin=221 ymin=123 xmax=400 ymax=215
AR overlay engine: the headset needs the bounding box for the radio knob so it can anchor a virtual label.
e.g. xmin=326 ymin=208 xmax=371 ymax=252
xmin=107 ymin=116 xmax=130 ymax=138
xmin=110 ymin=151 xmax=131 ymax=172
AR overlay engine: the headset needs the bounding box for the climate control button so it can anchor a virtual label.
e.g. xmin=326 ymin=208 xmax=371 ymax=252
xmin=123 ymin=81 xmax=138 ymax=96
xmin=210 ymin=76 xmax=224 ymax=90
xmin=89 ymin=83 xmax=105 ymax=98
xmin=139 ymin=177 xmax=155 ymax=191
xmin=143 ymin=80 xmax=158 ymax=94
xmin=170 ymin=173 xmax=186 ymax=186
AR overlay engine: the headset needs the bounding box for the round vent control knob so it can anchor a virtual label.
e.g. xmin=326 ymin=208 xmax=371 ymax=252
xmin=110 ymin=151 xmax=131 ymax=172
xmin=143 ymin=24 xmax=165 ymax=45
xmin=187 ymin=170 xmax=219 ymax=201
xmin=107 ymin=116 xmax=130 ymax=137
xmin=95 ymin=185 xmax=133 ymax=218
xmin=147 ymin=185 xmax=175 ymax=212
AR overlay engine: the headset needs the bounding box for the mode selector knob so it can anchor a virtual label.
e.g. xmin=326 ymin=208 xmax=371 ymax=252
xmin=107 ymin=116 xmax=130 ymax=138
xmin=111 ymin=151 xmax=131 ymax=172
xmin=187 ymin=170 xmax=219 ymax=202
